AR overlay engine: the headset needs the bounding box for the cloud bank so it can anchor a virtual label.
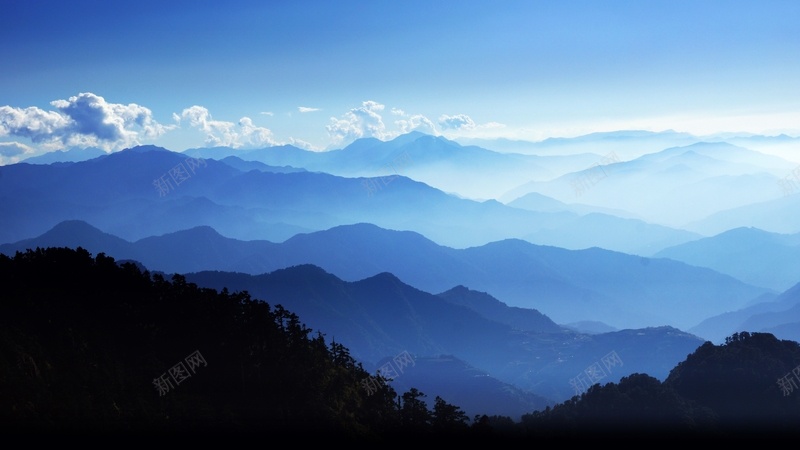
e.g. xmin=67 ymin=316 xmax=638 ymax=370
xmin=0 ymin=93 xmax=493 ymax=156
xmin=0 ymin=141 xmax=35 ymax=165
xmin=175 ymin=106 xmax=277 ymax=148
xmin=325 ymin=101 xmax=489 ymax=147
xmin=438 ymin=114 xmax=476 ymax=130
xmin=0 ymin=93 xmax=172 ymax=151
xmin=326 ymin=100 xmax=390 ymax=146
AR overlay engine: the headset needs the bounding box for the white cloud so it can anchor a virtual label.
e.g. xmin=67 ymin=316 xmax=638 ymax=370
xmin=388 ymin=106 xmax=438 ymax=135
xmin=0 ymin=92 xmax=173 ymax=151
xmin=438 ymin=114 xmax=476 ymax=130
xmin=238 ymin=117 xmax=277 ymax=148
xmin=326 ymin=100 xmax=390 ymax=146
xmin=0 ymin=141 xmax=34 ymax=157
xmin=298 ymin=106 xmax=320 ymax=113
xmin=395 ymin=114 xmax=437 ymax=135
xmin=179 ymin=106 xmax=237 ymax=147
xmin=260 ymin=111 xmax=274 ymax=116
xmin=0 ymin=141 xmax=35 ymax=165
xmin=178 ymin=106 xmax=278 ymax=148
xmin=0 ymin=106 xmax=69 ymax=143
xmin=289 ymin=137 xmax=322 ymax=151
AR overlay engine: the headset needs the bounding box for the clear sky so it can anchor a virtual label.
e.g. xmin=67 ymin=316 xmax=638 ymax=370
xmin=1 ymin=0 xmax=799 ymax=161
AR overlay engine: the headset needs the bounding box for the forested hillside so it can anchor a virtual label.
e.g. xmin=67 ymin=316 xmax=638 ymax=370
xmin=3 ymin=247 xmax=799 ymax=441
xmin=0 ymin=247 xmax=473 ymax=441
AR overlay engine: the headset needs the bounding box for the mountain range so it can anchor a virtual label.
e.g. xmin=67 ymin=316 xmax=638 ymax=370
xmin=8 ymin=246 xmax=798 ymax=439
xmin=689 ymin=282 xmax=800 ymax=344
xmin=0 ymin=219 xmax=773 ymax=333
xmin=183 ymin=131 xmax=600 ymax=201
xmin=5 ymin=129 xmax=800 ymax=431
xmin=0 ymin=141 xmax=709 ymax=255
xmin=500 ymin=141 xmax=798 ymax=229
xmin=179 ymin=262 xmax=705 ymax=405
xmin=655 ymin=226 xmax=800 ymax=292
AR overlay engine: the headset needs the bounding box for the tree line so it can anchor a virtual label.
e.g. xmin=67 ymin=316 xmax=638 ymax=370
xmin=2 ymin=247 xmax=799 ymax=442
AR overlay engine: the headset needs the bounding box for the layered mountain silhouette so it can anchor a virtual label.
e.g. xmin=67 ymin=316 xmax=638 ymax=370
xmin=500 ymin=141 xmax=798 ymax=229
xmin=690 ymin=282 xmax=800 ymax=344
xmin=5 ymin=246 xmax=793 ymax=439
xmin=655 ymin=226 xmax=800 ymax=292
xmin=0 ymin=246 xmax=496 ymax=438
xmin=10 ymin=238 xmax=692 ymax=406
xmin=0 ymin=143 xmax=707 ymax=255
xmin=682 ymin=193 xmax=800 ymax=236
xmin=21 ymin=146 xmax=106 ymax=164
xmin=517 ymin=332 xmax=800 ymax=438
xmin=217 ymin=155 xmax=307 ymax=174
xmin=184 ymin=131 xmax=601 ymax=201
xmin=180 ymin=263 xmax=705 ymax=404
xmin=6 ymin=128 xmax=800 ymax=436
xmin=0 ymin=220 xmax=771 ymax=333
xmin=457 ymin=130 xmax=702 ymax=160
xmin=379 ymin=354 xmax=553 ymax=422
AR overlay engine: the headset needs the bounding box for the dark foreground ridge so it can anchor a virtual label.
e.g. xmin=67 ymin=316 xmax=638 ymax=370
xmin=1 ymin=247 xmax=799 ymax=442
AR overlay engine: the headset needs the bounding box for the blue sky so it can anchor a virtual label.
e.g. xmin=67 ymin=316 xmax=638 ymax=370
xmin=1 ymin=0 xmax=799 ymax=161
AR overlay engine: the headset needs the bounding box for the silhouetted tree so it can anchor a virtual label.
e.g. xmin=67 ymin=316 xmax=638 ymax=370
xmin=431 ymin=395 xmax=469 ymax=433
xmin=399 ymin=388 xmax=431 ymax=432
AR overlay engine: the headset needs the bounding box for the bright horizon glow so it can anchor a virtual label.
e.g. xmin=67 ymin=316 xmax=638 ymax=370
xmin=1 ymin=0 xmax=799 ymax=163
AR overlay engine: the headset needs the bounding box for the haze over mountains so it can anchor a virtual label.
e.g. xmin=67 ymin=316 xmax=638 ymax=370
xmin=7 ymin=131 xmax=799 ymax=254
xmin=500 ymin=141 xmax=797 ymax=229
xmin=4 ymin=129 xmax=800 ymax=422
xmin=0 ymin=219 xmax=771 ymax=333
xmin=655 ymin=227 xmax=800 ymax=292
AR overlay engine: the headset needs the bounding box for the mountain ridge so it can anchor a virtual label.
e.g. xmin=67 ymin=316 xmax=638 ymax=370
xmin=0 ymin=219 xmax=771 ymax=335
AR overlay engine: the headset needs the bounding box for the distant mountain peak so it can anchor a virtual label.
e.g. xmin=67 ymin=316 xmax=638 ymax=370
xmin=364 ymin=271 xmax=403 ymax=284
xmin=447 ymin=285 xmax=472 ymax=293
xmin=385 ymin=130 xmax=436 ymax=146
xmin=123 ymin=144 xmax=173 ymax=153
xmin=274 ymin=263 xmax=333 ymax=275
xmin=48 ymin=219 xmax=103 ymax=233
xmin=397 ymin=130 xmax=431 ymax=140
xmin=40 ymin=220 xmax=124 ymax=242
xmin=21 ymin=146 xmax=107 ymax=164
xmin=151 ymin=225 xmax=226 ymax=240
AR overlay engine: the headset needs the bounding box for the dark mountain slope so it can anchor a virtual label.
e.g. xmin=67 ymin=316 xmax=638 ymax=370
xmin=0 ymin=247 xmax=406 ymax=438
xmin=184 ymin=267 xmax=706 ymax=404
xmin=1 ymin=220 xmax=770 ymax=333
xmin=515 ymin=332 xmax=800 ymax=439
xmin=436 ymin=285 xmax=564 ymax=333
